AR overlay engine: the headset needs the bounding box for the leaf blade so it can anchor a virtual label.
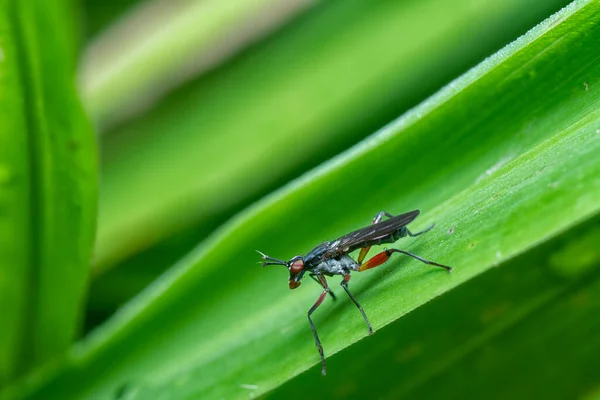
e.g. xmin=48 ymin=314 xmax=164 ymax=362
xmin=92 ymin=0 xmax=573 ymax=275
xmin=9 ymin=0 xmax=600 ymax=398
xmin=270 ymin=215 xmax=600 ymax=399
xmin=0 ymin=0 xmax=97 ymax=383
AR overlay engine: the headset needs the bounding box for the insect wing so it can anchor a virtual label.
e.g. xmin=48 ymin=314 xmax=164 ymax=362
xmin=327 ymin=210 xmax=420 ymax=256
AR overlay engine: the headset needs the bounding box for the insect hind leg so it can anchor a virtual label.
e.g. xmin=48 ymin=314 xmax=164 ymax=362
xmin=358 ymin=248 xmax=452 ymax=272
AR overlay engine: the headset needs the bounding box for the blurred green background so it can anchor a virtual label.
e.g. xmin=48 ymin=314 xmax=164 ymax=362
xmin=1 ymin=0 xmax=600 ymax=399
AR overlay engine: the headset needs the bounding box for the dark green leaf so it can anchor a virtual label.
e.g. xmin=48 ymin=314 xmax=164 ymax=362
xmin=269 ymin=216 xmax=600 ymax=399
xmin=7 ymin=1 xmax=599 ymax=398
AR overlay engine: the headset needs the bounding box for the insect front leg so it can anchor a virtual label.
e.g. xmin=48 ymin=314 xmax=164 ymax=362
xmin=358 ymin=248 xmax=452 ymax=272
xmin=310 ymin=273 xmax=336 ymax=300
xmin=340 ymin=272 xmax=373 ymax=334
xmin=357 ymin=211 xmax=395 ymax=264
xmin=307 ymin=274 xmax=331 ymax=376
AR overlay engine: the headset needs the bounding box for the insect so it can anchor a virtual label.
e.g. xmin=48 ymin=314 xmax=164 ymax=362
xmin=258 ymin=210 xmax=452 ymax=375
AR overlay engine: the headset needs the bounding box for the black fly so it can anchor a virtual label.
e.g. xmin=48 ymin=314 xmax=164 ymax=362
xmin=258 ymin=210 xmax=452 ymax=375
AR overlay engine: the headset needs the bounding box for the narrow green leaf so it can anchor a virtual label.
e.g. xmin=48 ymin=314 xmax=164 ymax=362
xmin=0 ymin=0 xmax=97 ymax=383
xmin=408 ymin=271 xmax=600 ymax=399
xmin=94 ymin=0 xmax=572 ymax=275
xmin=0 ymin=2 xmax=31 ymax=383
xmin=8 ymin=1 xmax=600 ymax=398
xmin=269 ymin=216 xmax=600 ymax=399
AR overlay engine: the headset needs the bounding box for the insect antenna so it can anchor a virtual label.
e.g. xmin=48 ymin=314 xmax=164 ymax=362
xmin=256 ymin=250 xmax=288 ymax=267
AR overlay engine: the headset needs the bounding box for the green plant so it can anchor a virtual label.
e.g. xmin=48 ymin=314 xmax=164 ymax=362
xmin=1 ymin=0 xmax=599 ymax=399
xmin=0 ymin=0 xmax=96 ymax=388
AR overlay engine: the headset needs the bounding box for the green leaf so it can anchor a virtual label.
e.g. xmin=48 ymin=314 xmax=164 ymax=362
xmin=0 ymin=0 xmax=97 ymax=384
xmin=0 ymin=3 xmax=31 ymax=384
xmin=269 ymin=216 xmax=600 ymax=399
xmin=8 ymin=0 xmax=600 ymax=398
xmin=93 ymin=0 xmax=572 ymax=276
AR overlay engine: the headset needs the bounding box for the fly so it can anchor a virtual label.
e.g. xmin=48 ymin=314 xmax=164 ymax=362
xmin=258 ymin=209 xmax=452 ymax=375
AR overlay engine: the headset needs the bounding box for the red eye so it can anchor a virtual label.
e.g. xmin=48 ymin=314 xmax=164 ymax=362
xmin=290 ymin=259 xmax=304 ymax=274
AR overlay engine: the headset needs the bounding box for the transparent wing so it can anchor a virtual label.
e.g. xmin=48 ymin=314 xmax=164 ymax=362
xmin=326 ymin=210 xmax=419 ymax=256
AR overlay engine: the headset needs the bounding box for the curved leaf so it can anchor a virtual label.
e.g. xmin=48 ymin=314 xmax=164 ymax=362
xmin=269 ymin=215 xmax=600 ymax=399
xmin=0 ymin=2 xmax=30 ymax=384
xmin=93 ymin=0 xmax=572 ymax=276
xmin=0 ymin=0 xmax=97 ymax=384
xmin=7 ymin=1 xmax=600 ymax=398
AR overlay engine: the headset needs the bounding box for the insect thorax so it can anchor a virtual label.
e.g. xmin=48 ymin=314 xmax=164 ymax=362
xmin=313 ymin=254 xmax=359 ymax=275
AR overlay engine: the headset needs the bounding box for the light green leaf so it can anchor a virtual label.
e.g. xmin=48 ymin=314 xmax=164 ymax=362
xmin=0 ymin=2 xmax=30 ymax=384
xmin=0 ymin=0 xmax=97 ymax=385
xmin=7 ymin=1 xmax=599 ymax=399
xmin=93 ymin=0 xmax=572 ymax=277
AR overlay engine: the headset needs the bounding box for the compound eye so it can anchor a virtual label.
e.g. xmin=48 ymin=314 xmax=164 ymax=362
xmin=290 ymin=259 xmax=304 ymax=274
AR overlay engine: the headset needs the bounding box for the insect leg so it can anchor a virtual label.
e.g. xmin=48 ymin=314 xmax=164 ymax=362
xmin=358 ymin=248 xmax=452 ymax=272
xmin=310 ymin=273 xmax=336 ymax=300
xmin=357 ymin=211 xmax=395 ymax=264
xmin=307 ymin=274 xmax=331 ymax=376
xmin=403 ymin=223 xmax=435 ymax=237
xmin=340 ymin=273 xmax=373 ymax=334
